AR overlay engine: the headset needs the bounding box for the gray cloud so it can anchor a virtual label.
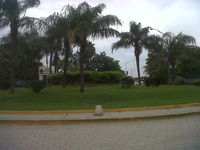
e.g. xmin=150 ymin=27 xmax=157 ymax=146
xmin=146 ymin=0 xmax=176 ymax=8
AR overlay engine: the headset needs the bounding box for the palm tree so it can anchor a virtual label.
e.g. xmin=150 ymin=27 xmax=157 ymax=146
xmin=162 ymin=32 xmax=196 ymax=79
xmin=39 ymin=13 xmax=61 ymax=74
xmin=71 ymin=2 xmax=121 ymax=92
xmin=0 ymin=0 xmax=40 ymax=93
xmin=112 ymin=22 xmax=150 ymax=85
xmin=144 ymin=34 xmax=170 ymax=84
xmin=73 ymin=42 xmax=96 ymax=71
xmin=57 ymin=7 xmax=76 ymax=88
xmin=144 ymin=32 xmax=196 ymax=82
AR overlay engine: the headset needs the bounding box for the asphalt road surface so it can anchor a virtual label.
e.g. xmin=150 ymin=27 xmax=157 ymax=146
xmin=0 ymin=115 xmax=200 ymax=150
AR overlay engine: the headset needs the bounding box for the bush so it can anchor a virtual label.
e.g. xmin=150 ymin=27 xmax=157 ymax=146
xmin=144 ymin=77 xmax=159 ymax=86
xmin=144 ymin=75 xmax=169 ymax=86
xmin=29 ymin=80 xmax=46 ymax=93
xmin=120 ymin=75 xmax=135 ymax=88
xmin=0 ymin=80 xmax=10 ymax=90
xmin=192 ymin=79 xmax=200 ymax=86
xmin=173 ymin=77 xmax=186 ymax=85
xmin=48 ymin=71 xmax=123 ymax=85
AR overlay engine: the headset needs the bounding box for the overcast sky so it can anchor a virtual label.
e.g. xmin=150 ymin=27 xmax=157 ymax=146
xmin=1 ymin=0 xmax=200 ymax=76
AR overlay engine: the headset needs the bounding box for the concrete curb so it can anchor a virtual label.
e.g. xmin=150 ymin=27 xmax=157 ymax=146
xmin=0 ymin=103 xmax=200 ymax=114
xmin=0 ymin=111 xmax=200 ymax=125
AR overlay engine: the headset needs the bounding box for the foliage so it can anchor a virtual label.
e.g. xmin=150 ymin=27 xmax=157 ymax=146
xmin=0 ymin=0 xmax=41 ymax=93
xmin=48 ymin=71 xmax=123 ymax=84
xmin=144 ymin=77 xmax=158 ymax=86
xmin=192 ymin=79 xmax=200 ymax=86
xmin=175 ymin=46 xmax=200 ymax=79
xmin=145 ymin=33 xmax=197 ymax=84
xmin=120 ymin=75 xmax=134 ymax=88
xmin=0 ymin=80 xmax=10 ymax=90
xmin=173 ymin=77 xmax=186 ymax=85
xmin=1 ymin=1 xmax=200 ymax=93
xmin=112 ymin=22 xmax=150 ymax=85
xmin=0 ymin=32 xmax=45 ymax=81
xmin=89 ymin=52 xmax=121 ymax=71
xmin=73 ymin=42 xmax=96 ymax=71
xmin=68 ymin=2 xmax=122 ymax=92
xmin=73 ymin=50 xmax=121 ymax=71
xmin=29 ymin=80 xmax=46 ymax=93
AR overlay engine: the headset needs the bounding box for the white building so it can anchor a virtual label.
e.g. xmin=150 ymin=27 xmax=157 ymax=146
xmin=39 ymin=66 xmax=55 ymax=81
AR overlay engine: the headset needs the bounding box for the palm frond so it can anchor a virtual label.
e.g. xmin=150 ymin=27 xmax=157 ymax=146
xmin=94 ymin=15 xmax=122 ymax=28
xmin=162 ymin=32 xmax=173 ymax=39
xmin=91 ymin=28 xmax=119 ymax=39
xmin=19 ymin=17 xmax=45 ymax=35
xmin=19 ymin=0 xmax=40 ymax=13
xmin=77 ymin=2 xmax=91 ymax=13
xmin=61 ymin=5 xmax=76 ymax=17
xmin=129 ymin=21 xmax=141 ymax=33
xmin=0 ymin=17 xmax=9 ymax=29
xmin=144 ymin=35 xmax=163 ymax=51
xmin=91 ymin=3 xmax=106 ymax=15
xmin=176 ymin=33 xmax=196 ymax=45
xmin=112 ymin=32 xmax=132 ymax=52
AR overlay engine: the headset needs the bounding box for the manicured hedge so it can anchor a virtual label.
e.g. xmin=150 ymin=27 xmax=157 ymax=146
xmin=48 ymin=71 xmax=123 ymax=85
xmin=192 ymin=79 xmax=200 ymax=86
xmin=0 ymin=80 xmax=10 ymax=90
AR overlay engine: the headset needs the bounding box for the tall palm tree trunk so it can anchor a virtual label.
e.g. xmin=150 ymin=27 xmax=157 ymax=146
xmin=10 ymin=20 xmax=18 ymax=93
xmin=54 ymin=51 xmax=58 ymax=74
xmin=49 ymin=51 xmax=53 ymax=74
xmin=36 ymin=59 xmax=40 ymax=80
xmin=79 ymin=41 xmax=87 ymax=93
xmin=135 ymin=48 xmax=141 ymax=85
xmin=62 ymin=39 xmax=70 ymax=88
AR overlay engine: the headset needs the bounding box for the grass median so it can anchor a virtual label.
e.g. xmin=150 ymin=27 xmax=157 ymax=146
xmin=0 ymin=85 xmax=200 ymax=110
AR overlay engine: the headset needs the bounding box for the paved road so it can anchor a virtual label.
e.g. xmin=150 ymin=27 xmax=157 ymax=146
xmin=0 ymin=115 xmax=200 ymax=150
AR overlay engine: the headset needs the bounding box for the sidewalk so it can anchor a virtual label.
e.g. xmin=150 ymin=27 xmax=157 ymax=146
xmin=0 ymin=106 xmax=200 ymax=124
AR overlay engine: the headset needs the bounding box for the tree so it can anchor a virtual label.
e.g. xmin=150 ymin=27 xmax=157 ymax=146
xmin=112 ymin=22 xmax=150 ymax=85
xmin=175 ymin=46 xmax=200 ymax=77
xmin=73 ymin=43 xmax=121 ymax=71
xmin=71 ymin=2 xmax=121 ymax=92
xmin=0 ymin=36 xmax=10 ymax=80
xmin=73 ymin=42 xmax=96 ymax=70
xmin=0 ymin=31 xmax=45 ymax=82
xmin=88 ymin=52 xmax=121 ymax=71
xmin=38 ymin=9 xmax=74 ymax=88
xmin=0 ymin=0 xmax=40 ymax=93
xmin=39 ymin=15 xmax=62 ymax=81
xmin=144 ymin=34 xmax=169 ymax=82
xmin=144 ymin=32 xmax=196 ymax=84
xmin=41 ymin=13 xmax=61 ymax=74
xmin=57 ymin=8 xmax=75 ymax=88
xmin=162 ymin=32 xmax=195 ymax=79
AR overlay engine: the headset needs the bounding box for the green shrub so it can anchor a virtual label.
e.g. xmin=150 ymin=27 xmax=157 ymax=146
xmin=144 ymin=76 xmax=168 ymax=86
xmin=120 ymin=75 xmax=135 ymax=88
xmin=48 ymin=71 xmax=123 ymax=85
xmin=48 ymin=73 xmax=63 ymax=85
xmin=29 ymin=80 xmax=46 ymax=93
xmin=144 ymin=77 xmax=157 ymax=86
xmin=173 ymin=77 xmax=186 ymax=85
xmin=0 ymin=80 xmax=10 ymax=90
xmin=192 ymin=79 xmax=200 ymax=86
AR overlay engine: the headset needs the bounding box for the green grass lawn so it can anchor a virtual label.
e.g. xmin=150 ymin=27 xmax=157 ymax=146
xmin=0 ymin=85 xmax=200 ymax=110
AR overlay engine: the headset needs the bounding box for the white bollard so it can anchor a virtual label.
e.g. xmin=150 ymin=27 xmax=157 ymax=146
xmin=94 ymin=105 xmax=103 ymax=116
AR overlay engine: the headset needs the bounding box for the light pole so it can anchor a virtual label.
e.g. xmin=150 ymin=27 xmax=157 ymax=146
xmin=149 ymin=27 xmax=164 ymax=35
xmin=125 ymin=60 xmax=134 ymax=76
